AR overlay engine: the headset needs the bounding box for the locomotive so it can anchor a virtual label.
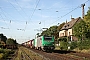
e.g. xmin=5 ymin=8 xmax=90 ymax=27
xmin=22 ymin=36 xmax=55 ymax=51
xmin=34 ymin=36 xmax=55 ymax=51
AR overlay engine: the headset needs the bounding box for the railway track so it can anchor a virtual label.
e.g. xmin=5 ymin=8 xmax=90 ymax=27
xmin=29 ymin=47 xmax=90 ymax=60
xmin=20 ymin=50 xmax=32 ymax=60
xmin=15 ymin=46 xmax=90 ymax=60
xmin=29 ymin=48 xmax=85 ymax=60
xmin=15 ymin=46 xmax=43 ymax=60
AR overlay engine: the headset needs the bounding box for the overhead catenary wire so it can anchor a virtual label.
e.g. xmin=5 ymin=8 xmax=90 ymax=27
xmin=47 ymin=0 xmax=90 ymax=27
xmin=0 ymin=6 xmax=26 ymax=24
xmin=14 ymin=0 xmax=29 ymax=20
xmin=0 ymin=0 xmax=89 ymax=42
xmin=14 ymin=0 xmax=30 ymax=32
xmin=0 ymin=7 xmax=15 ymax=38
xmin=0 ymin=6 xmax=25 ymax=32
xmin=0 ymin=13 xmax=10 ymax=30
xmin=7 ymin=0 xmax=27 ymax=21
xmin=20 ymin=0 xmax=41 ymax=40
xmin=47 ymin=6 xmax=80 ymax=27
xmin=0 ymin=7 xmax=12 ymax=24
xmin=6 ymin=0 xmax=31 ymax=39
xmin=0 ymin=0 xmax=27 ymax=39
xmin=23 ymin=0 xmax=41 ymax=32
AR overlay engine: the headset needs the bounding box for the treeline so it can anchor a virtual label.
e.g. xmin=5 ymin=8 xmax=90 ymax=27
xmin=0 ymin=34 xmax=18 ymax=60
xmin=37 ymin=22 xmax=65 ymax=41
xmin=0 ymin=34 xmax=18 ymax=45
xmin=73 ymin=7 xmax=90 ymax=40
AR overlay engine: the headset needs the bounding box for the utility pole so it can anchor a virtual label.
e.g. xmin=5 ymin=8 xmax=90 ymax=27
xmin=81 ymin=4 xmax=85 ymax=19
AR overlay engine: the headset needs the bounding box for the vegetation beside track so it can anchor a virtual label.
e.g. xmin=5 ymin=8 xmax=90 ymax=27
xmin=0 ymin=48 xmax=16 ymax=60
xmin=15 ymin=46 xmax=43 ymax=60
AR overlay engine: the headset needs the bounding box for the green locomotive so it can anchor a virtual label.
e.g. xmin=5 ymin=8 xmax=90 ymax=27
xmin=34 ymin=36 xmax=55 ymax=51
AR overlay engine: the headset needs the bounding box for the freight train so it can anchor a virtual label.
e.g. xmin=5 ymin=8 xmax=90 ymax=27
xmin=22 ymin=36 xmax=55 ymax=51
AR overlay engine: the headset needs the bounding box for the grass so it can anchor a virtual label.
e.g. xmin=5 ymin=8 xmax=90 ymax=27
xmin=15 ymin=46 xmax=44 ymax=60
xmin=73 ymin=48 xmax=90 ymax=53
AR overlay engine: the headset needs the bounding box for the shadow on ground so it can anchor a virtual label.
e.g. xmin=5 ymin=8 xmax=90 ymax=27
xmin=53 ymin=50 xmax=76 ymax=54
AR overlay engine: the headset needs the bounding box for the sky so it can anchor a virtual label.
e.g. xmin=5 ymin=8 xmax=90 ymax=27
xmin=0 ymin=0 xmax=90 ymax=44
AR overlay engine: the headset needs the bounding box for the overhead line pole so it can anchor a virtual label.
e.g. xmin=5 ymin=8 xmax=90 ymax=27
xmin=81 ymin=4 xmax=85 ymax=19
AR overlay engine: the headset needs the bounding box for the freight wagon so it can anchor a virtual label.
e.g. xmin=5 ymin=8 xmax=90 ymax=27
xmin=34 ymin=36 xmax=55 ymax=51
xmin=23 ymin=39 xmax=34 ymax=48
xmin=28 ymin=39 xmax=34 ymax=48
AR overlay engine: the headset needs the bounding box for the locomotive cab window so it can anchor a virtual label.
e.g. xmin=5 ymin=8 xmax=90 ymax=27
xmin=44 ymin=37 xmax=52 ymax=40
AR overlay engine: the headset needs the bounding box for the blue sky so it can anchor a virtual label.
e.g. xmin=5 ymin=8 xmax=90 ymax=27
xmin=0 ymin=0 xmax=90 ymax=44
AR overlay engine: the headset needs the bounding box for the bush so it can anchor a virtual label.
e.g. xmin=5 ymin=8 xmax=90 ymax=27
xmin=59 ymin=41 xmax=68 ymax=50
xmin=77 ymin=39 xmax=90 ymax=50
xmin=0 ymin=49 xmax=4 ymax=53
xmin=0 ymin=49 xmax=14 ymax=59
xmin=0 ymin=53 xmax=4 ymax=59
xmin=58 ymin=37 xmax=67 ymax=42
xmin=3 ymin=53 xmax=8 ymax=59
xmin=69 ymin=41 xmax=77 ymax=50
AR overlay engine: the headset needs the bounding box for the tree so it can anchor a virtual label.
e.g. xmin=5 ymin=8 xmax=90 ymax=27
xmin=84 ymin=7 xmax=90 ymax=39
xmin=0 ymin=34 xmax=7 ymax=43
xmin=41 ymin=30 xmax=48 ymax=36
xmin=73 ymin=20 xmax=87 ymax=40
xmin=41 ymin=22 xmax=65 ymax=40
xmin=6 ymin=38 xmax=17 ymax=45
xmin=41 ymin=25 xmax=58 ymax=40
xmin=84 ymin=7 xmax=90 ymax=29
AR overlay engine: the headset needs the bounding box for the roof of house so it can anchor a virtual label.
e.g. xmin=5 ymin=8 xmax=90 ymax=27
xmin=61 ymin=17 xmax=82 ymax=30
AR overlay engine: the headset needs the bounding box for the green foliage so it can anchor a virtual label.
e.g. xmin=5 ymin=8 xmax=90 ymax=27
xmin=59 ymin=41 xmax=68 ymax=50
xmin=77 ymin=39 xmax=90 ymax=50
xmin=0 ymin=34 xmax=7 ymax=43
xmin=0 ymin=49 xmax=9 ymax=53
xmin=6 ymin=38 xmax=17 ymax=45
xmin=0 ymin=49 xmax=13 ymax=59
xmin=68 ymin=39 xmax=90 ymax=50
xmin=84 ymin=7 xmax=90 ymax=22
xmin=84 ymin=7 xmax=90 ymax=39
xmin=73 ymin=20 xmax=87 ymax=40
xmin=73 ymin=8 xmax=90 ymax=40
xmin=0 ymin=53 xmax=3 ymax=59
xmin=69 ymin=41 xmax=77 ymax=50
xmin=41 ymin=22 xmax=65 ymax=41
xmin=58 ymin=37 xmax=67 ymax=42
xmin=72 ymin=7 xmax=90 ymax=50
xmin=0 ymin=49 xmax=9 ymax=58
xmin=58 ymin=37 xmax=68 ymax=50
xmin=41 ymin=26 xmax=58 ymax=39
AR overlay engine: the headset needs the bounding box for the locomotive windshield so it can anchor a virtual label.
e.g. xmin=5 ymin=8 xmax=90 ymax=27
xmin=44 ymin=36 xmax=52 ymax=40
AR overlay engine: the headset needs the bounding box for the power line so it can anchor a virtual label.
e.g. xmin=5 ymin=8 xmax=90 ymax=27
xmin=14 ymin=0 xmax=29 ymax=19
xmin=47 ymin=6 xmax=80 ymax=27
xmin=47 ymin=0 xmax=90 ymax=27
xmin=0 ymin=6 xmax=28 ymax=24
xmin=20 ymin=0 xmax=40 ymax=39
xmin=24 ymin=0 xmax=40 ymax=32
xmin=29 ymin=0 xmax=40 ymax=21
xmin=7 ymin=0 xmax=26 ymax=20
xmin=0 ymin=13 xmax=10 ymax=30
